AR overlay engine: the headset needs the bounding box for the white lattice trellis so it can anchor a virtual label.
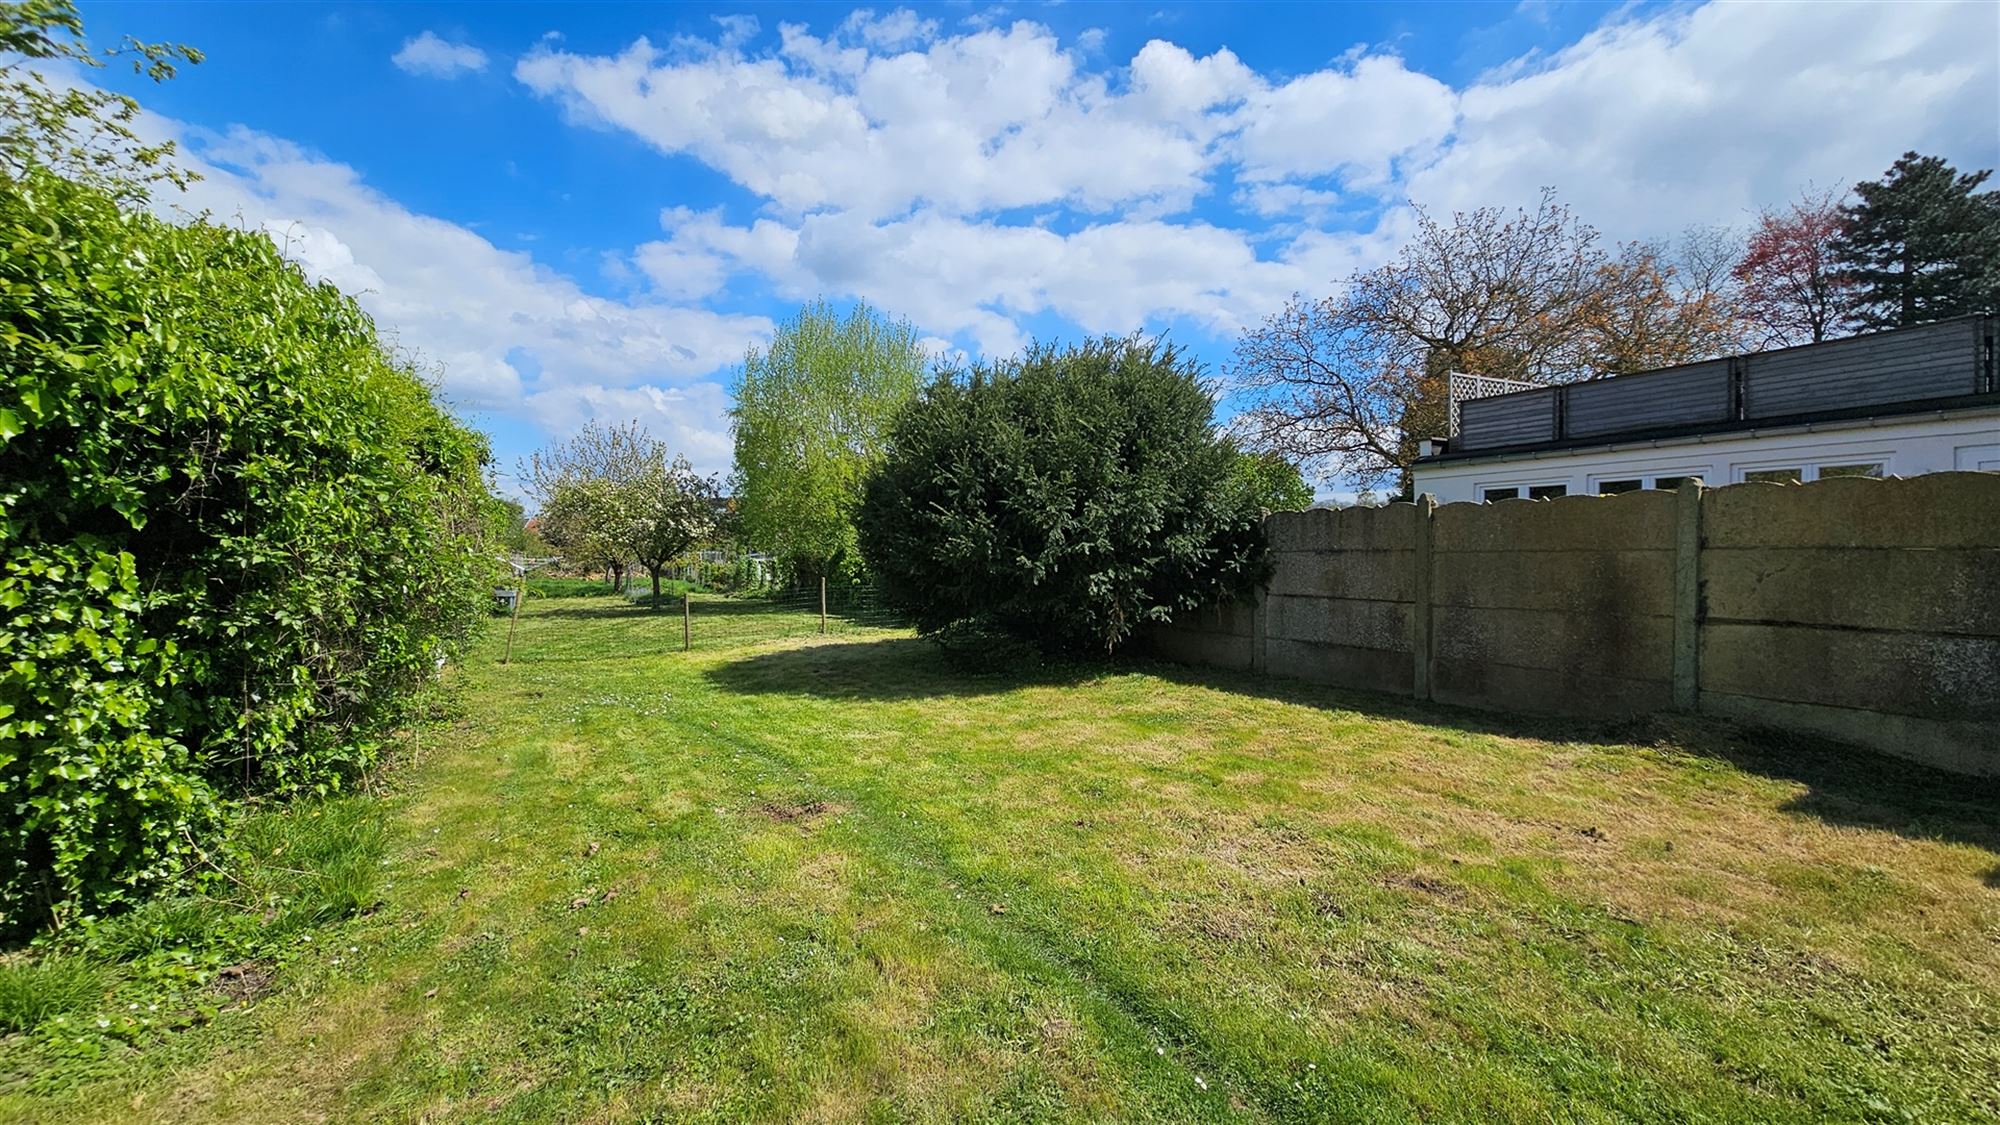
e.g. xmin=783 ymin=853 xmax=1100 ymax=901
xmin=1447 ymin=371 xmax=1538 ymax=436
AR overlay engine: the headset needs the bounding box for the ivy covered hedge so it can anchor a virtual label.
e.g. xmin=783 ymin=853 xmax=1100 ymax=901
xmin=0 ymin=170 xmax=496 ymax=934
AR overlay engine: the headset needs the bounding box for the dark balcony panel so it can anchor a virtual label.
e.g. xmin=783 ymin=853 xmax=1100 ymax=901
xmin=1456 ymin=387 xmax=1558 ymax=450
xmin=1566 ymin=360 xmax=1733 ymax=439
xmin=1745 ymin=318 xmax=1985 ymax=419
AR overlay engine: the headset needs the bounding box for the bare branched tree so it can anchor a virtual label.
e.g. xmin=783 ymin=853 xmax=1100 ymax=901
xmin=1230 ymin=190 xmax=1749 ymax=489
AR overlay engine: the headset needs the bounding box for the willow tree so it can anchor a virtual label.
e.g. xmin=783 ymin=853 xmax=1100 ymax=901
xmin=730 ymin=300 xmax=927 ymax=586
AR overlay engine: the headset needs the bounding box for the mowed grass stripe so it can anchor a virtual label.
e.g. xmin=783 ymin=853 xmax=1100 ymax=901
xmin=3 ymin=595 xmax=1995 ymax=1122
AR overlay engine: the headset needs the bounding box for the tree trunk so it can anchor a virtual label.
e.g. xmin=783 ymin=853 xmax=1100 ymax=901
xmin=650 ymin=567 xmax=663 ymax=609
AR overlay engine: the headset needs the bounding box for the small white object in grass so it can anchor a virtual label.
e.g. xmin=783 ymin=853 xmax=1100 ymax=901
xmin=1194 ymin=1076 xmax=1207 ymax=1090
xmin=1155 ymin=1046 xmax=1164 ymax=1055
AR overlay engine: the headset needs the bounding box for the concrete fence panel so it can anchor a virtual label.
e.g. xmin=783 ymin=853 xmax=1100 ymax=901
xmin=1152 ymin=471 xmax=2000 ymax=776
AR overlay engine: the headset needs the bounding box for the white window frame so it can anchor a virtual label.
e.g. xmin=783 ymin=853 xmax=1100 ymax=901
xmin=1477 ymin=479 xmax=1573 ymax=502
xmin=1587 ymin=468 xmax=1710 ymax=494
xmin=1645 ymin=470 xmax=1710 ymax=491
xmin=1731 ymin=453 xmax=1892 ymax=484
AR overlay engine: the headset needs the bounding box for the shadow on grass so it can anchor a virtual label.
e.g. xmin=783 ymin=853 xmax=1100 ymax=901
xmin=705 ymin=636 xmax=2000 ymax=855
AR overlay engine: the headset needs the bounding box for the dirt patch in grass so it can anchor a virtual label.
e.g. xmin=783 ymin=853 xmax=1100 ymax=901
xmin=1380 ymin=871 xmax=1467 ymax=902
xmin=210 ymin=962 xmax=274 ymax=1007
xmin=755 ymin=799 xmax=845 ymax=829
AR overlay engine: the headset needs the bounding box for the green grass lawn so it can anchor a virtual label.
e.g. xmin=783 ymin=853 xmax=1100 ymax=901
xmin=4 ymin=595 xmax=1998 ymax=1122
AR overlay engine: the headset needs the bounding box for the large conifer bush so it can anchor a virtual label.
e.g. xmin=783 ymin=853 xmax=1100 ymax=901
xmin=0 ymin=171 xmax=494 ymax=932
xmin=857 ymin=338 xmax=1270 ymax=657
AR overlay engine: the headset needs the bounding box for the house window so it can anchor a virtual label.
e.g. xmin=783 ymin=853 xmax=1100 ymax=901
xmin=1744 ymin=467 xmax=1804 ymax=484
xmin=1527 ymin=484 xmax=1568 ymax=499
xmin=1818 ymin=462 xmax=1885 ymax=479
xmin=1483 ymin=487 xmax=1521 ymax=503
xmin=1652 ymin=475 xmax=1704 ymax=490
xmin=1598 ymin=479 xmax=1642 ymax=495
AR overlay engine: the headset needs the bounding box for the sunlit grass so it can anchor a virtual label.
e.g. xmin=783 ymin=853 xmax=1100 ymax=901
xmin=4 ymin=595 xmax=1996 ymax=1122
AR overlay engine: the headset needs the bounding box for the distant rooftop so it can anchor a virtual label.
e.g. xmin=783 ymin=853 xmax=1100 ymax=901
xmin=1428 ymin=315 xmax=1999 ymax=462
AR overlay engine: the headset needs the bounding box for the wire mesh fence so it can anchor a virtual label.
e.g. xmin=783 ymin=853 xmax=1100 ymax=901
xmin=506 ymin=576 xmax=908 ymax=656
xmin=674 ymin=582 xmax=908 ymax=650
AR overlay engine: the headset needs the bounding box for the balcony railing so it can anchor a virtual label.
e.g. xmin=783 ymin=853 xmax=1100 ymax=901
xmin=1451 ymin=315 xmax=1998 ymax=454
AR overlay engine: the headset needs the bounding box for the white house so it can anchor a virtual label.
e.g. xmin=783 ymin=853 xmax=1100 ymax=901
xmin=1411 ymin=316 xmax=2000 ymax=504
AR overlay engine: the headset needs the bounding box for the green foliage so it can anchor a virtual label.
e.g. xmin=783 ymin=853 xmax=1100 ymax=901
xmin=0 ymin=170 xmax=494 ymax=933
xmin=857 ymin=337 xmax=1271 ymax=656
xmin=1232 ymin=451 xmax=1314 ymax=512
xmin=0 ymin=0 xmax=201 ymax=204
xmin=482 ymin=496 xmax=547 ymax=556
xmin=731 ymin=299 xmax=926 ymax=586
xmin=0 ymin=796 xmax=388 ymax=1052
xmin=0 ymin=955 xmax=105 ymax=1032
xmin=1834 ymin=152 xmax=2000 ymax=330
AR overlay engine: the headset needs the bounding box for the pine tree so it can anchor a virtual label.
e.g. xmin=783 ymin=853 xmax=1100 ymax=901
xmin=1833 ymin=152 xmax=2000 ymax=330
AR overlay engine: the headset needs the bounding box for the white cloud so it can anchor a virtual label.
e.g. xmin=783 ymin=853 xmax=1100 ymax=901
xmin=515 ymin=23 xmax=1272 ymax=219
xmin=1230 ymin=54 xmax=1457 ymax=188
xmin=839 ymin=8 xmax=939 ymax=49
xmin=1402 ymin=1 xmax=2000 ymax=239
xmin=569 ymin=1 xmax=1993 ymax=372
xmin=632 ymin=205 xmax=1391 ymax=360
xmin=392 ymin=31 xmax=489 ymax=79
xmin=145 ymin=120 xmax=768 ymax=476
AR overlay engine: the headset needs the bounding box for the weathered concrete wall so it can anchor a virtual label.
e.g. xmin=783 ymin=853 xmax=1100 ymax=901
xmin=1698 ymin=473 xmax=2000 ymax=776
xmin=1263 ymin=505 xmax=1417 ymax=695
xmin=1153 ymin=472 xmax=2000 ymax=776
xmin=1429 ymin=490 xmax=1677 ymax=716
xmin=1153 ymin=505 xmax=1416 ymax=695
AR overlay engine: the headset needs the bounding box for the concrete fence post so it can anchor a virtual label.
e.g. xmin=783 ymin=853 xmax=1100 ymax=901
xmin=1252 ymin=593 xmax=1268 ymax=675
xmin=1412 ymin=493 xmax=1436 ymax=701
xmin=1672 ymin=481 xmax=1703 ymax=711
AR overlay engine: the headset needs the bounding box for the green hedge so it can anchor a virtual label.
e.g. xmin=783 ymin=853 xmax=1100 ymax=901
xmin=0 ymin=170 xmax=494 ymax=934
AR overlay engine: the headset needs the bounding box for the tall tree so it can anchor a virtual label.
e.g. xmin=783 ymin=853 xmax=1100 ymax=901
xmin=1734 ymin=190 xmax=1856 ymax=346
xmin=1833 ymin=152 xmax=2000 ymax=330
xmin=731 ymin=299 xmax=927 ymax=585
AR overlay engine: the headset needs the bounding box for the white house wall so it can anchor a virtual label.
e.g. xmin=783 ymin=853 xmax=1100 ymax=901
xmin=1412 ymin=410 xmax=2000 ymax=504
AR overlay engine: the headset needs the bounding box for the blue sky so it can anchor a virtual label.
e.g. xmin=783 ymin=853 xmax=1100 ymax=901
xmin=77 ymin=1 xmax=2000 ymax=498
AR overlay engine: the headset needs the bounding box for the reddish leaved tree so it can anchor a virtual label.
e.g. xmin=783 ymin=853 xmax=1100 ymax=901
xmin=1733 ymin=191 xmax=1856 ymax=347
